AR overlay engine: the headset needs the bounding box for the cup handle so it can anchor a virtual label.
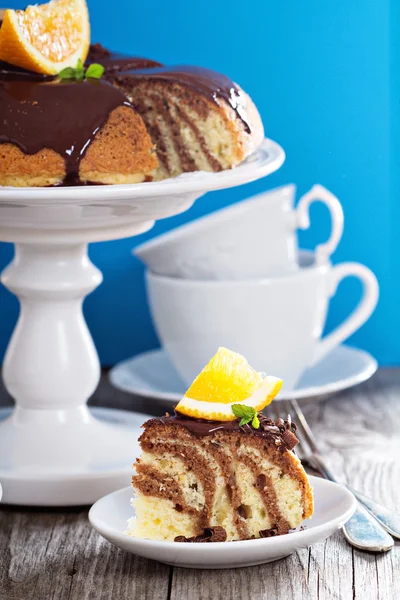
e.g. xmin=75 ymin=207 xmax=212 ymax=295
xmin=310 ymin=262 xmax=379 ymax=367
xmin=295 ymin=184 xmax=344 ymax=264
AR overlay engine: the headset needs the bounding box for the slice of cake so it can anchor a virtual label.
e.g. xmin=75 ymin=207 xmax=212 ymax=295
xmin=129 ymin=348 xmax=314 ymax=542
xmin=113 ymin=65 xmax=264 ymax=181
xmin=92 ymin=62 xmax=264 ymax=180
xmin=88 ymin=46 xmax=264 ymax=181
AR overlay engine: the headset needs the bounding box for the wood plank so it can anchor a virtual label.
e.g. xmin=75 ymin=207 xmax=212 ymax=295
xmin=169 ymin=535 xmax=356 ymax=600
xmin=306 ymin=370 xmax=400 ymax=600
xmin=0 ymin=506 xmax=170 ymax=600
xmin=170 ymin=553 xmax=313 ymax=600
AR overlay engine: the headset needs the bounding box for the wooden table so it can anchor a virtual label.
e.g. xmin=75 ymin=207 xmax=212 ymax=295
xmin=0 ymin=369 xmax=399 ymax=600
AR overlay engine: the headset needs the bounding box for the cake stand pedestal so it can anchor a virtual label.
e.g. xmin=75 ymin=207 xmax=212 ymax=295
xmin=0 ymin=138 xmax=284 ymax=506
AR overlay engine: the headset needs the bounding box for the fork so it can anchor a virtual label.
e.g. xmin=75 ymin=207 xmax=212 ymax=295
xmin=271 ymin=399 xmax=399 ymax=552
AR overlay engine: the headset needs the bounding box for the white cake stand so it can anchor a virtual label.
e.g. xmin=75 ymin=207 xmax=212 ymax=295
xmin=0 ymin=138 xmax=284 ymax=506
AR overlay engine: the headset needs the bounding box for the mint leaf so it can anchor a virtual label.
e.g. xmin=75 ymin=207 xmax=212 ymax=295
xmin=59 ymin=67 xmax=76 ymax=80
xmin=86 ymin=63 xmax=105 ymax=79
xmin=231 ymin=404 xmax=255 ymax=420
xmin=75 ymin=58 xmax=85 ymax=80
xmin=232 ymin=404 xmax=260 ymax=428
xmin=58 ymin=60 xmax=105 ymax=82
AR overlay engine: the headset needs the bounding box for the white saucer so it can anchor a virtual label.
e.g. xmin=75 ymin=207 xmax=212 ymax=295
xmin=109 ymin=345 xmax=378 ymax=404
xmin=89 ymin=477 xmax=356 ymax=569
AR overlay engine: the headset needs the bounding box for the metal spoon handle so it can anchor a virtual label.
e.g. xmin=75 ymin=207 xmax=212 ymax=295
xmin=343 ymin=502 xmax=394 ymax=552
xmin=346 ymin=486 xmax=400 ymax=540
xmin=305 ymin=454 xmax=394 ymax=551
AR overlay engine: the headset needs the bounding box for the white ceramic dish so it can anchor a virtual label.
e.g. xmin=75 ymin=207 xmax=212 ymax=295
xmin=135 ymin=184 xmax=344 ymax=279
xmin=89 ymin=477 xmax=356 ymax=569
xmin=0 ymin=139 xmax=284 ymax=507
xmin=109 ymin=345 xmax=378 ymax=404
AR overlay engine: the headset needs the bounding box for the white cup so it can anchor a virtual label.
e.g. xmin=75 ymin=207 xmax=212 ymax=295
xmin=146 ymin=252 xmax=379 ymax=391
xmin=135 ymin=184 xmax=344 ymax=279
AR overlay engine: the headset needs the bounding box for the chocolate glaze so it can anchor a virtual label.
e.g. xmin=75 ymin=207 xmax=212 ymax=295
xmin=116 ymin=65 xmax=252 ymax=134
xmin=0 ymin=36 xmax=149 ymax=186
xmin=0 ymin=75 xmax=132 ymax=185
xmin=152 ymin=413 xmax=298 ymax=451
xmin=87 ymin=43 xmax=163 ymax=76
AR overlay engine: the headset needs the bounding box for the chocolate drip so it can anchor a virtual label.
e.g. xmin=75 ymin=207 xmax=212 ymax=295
xmin=154 ymin=414 xmax=298 ymax=451
xmin=116 ymin=65 xmax=252 ymax=134
xmin=0 ymin=60 xmax=53 ymax=81
xmin=0 ymin=75 xmax=132 ymax=185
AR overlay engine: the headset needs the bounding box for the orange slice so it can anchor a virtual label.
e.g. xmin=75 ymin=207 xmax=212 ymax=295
xmin=175 ymin=347 xmax=283 ymax=422
xmin=0 ymin=0 xmax=90 ymax=75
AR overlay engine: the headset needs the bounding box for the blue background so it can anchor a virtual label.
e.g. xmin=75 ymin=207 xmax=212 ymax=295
xmin=0 ymin=1 xmax=396 ymax=366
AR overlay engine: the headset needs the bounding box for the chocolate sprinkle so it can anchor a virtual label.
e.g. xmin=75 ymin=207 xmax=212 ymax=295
xmin=281 ymin=429 xmax=299 ymax=451
xmin=259 ymin=527 xmax=280 ymax=538
xmin=174 ymin=526 xmax=227 ymax=543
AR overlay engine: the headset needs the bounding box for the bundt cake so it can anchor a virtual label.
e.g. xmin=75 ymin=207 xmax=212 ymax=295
xmin=0 ymin=34 xmax=264 ymax=187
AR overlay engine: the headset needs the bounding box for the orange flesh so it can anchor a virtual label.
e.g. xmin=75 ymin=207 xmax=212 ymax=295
xmin=15 ymin=2 xmax=84 ymax=62
xmin=184 ymin=348 xmax=264 ymax=404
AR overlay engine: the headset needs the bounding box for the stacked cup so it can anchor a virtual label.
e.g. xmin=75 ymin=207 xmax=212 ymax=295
xmin=135 ymin=184 xmax=379 ymax=391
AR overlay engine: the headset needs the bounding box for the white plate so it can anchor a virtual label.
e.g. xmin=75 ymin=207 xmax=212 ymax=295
xmin=109 ymin=345 xmax=378 ymax=404
xmin=89 ymin=477 xmax=356 ymax=569
xmin=0 ymin=138 xmax=284 ymax=204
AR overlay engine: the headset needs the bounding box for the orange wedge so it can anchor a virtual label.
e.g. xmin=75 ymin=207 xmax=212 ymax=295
xmin=175 ymin=347 xmax=283 ymax=422
xmin=0 ymin=0 xmax=90 ymax=75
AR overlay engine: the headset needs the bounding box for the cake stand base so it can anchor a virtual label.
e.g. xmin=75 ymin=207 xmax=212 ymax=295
xmin=0 ymin=406 xmax=148 ymax=506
